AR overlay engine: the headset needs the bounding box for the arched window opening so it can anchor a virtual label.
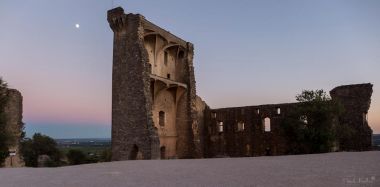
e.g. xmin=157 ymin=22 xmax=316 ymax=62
xmin=218 ymin=121 xmax=224 ymax=133
xmin=160 ymin=146 xmax=166 ymax=159
xmin=277 ymin=107 xmax=281 ymax=115
xmin=167 ymin=74 xmax=171 ymax=79
xmin=265 ymin=147 xmax=272 ymax=156
xmin=237 ymin=122 xmax=245 ymax=131
xmin=256 ymin=109 xmax=260 ymax=115
xmin=264 ymin=117 xmax=271 ymax=132
xmin=129 ymin=144 xmax=139 ymax=160
xmin=164 ymin=51 xmax=168 ymax=65
xmin=159 ymin=111 xmax=165 ymax=126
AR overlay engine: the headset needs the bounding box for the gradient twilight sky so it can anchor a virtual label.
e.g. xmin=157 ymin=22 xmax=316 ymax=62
xmin=0 ymin=0 xmax=379 ymax=138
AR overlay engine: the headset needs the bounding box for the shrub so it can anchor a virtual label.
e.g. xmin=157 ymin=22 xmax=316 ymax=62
xmin=66 ymin=149 xmax=87 ymax=165
xmin=20 ymin=133 xmax=61 ymax=167
xmin=282 ymin=90 xmax=342 ymax=154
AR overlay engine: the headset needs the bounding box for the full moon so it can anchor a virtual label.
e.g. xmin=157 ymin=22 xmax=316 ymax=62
xmin=75 ymin=24 xmax=80 ymax=28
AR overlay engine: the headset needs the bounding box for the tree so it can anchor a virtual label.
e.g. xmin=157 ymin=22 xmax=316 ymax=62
xmin=0 ymin=78 xmax=9 ymax=166
xmin=66 ymin=149 xmax=87 ymax=165
xmin=20 ymin=133 xmax=61 ymax=167
xmin=100 ymin=148 xmax=112 ymax=162
xmin=282 ymin=90 xmax=342 ymax=154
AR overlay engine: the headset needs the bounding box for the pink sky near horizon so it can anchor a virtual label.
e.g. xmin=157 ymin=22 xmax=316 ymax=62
xmin=9 ymin=73 xmax=380 ymax=133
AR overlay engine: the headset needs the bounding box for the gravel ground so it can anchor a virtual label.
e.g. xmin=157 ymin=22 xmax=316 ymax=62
xmin=0 ymin=151 xmax=379 ymax=187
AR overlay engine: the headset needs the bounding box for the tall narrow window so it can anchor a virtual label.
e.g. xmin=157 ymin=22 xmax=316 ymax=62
xmin=256 ymin=109 xmax=260 ymax=115
xmin=164 ymin=51 xmax=168 ymax=65
xmin=211 ymin=112 xmax=216 ymax=118
xmin=178 ymin=51 xmax=185 ymax=59
xmin=160 ymin=146 xmax=166 ymax=159
xmin=159 ymin=111 xmax=165 ymax=126
xmin=277 ymin=107 xmax=281 ymax=115
xmin=237 ymin=122 xmax=245 ymax=131
xmin=218 ymin=121 xmax=224 ymax=132
xmin=264 ymin=117 xmax=271 ymax=132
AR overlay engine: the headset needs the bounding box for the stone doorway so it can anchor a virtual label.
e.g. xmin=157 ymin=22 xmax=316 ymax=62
xmin=160 ymin=146 xmax=166 ymax=159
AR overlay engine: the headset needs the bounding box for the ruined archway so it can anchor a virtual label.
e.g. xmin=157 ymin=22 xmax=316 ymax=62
xmin=128 ymin=145 xmax=138 ymax=160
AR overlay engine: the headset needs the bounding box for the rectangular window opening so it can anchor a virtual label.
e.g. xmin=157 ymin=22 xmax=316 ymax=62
xmin=218 ymin=121 xmax=224 ymax=133
xmin=211 ymin=112 xmax=216 ymax=118
xmin=237 ymin=122 xmax=245 ymax=131
xmin=164 ymin=51 xmax=168 ymax=65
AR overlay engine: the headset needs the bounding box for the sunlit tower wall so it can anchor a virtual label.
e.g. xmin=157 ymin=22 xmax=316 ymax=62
xmin=107 ymin=7 xmax=202 ymax=160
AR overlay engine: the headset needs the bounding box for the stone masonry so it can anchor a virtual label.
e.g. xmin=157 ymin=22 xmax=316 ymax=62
xmin=330 ymin=83 xmax=373 ymax=151
xmin=205 ymin=84 xmax=373 ymax=157
xmin=3 ymin=89 xmax=24 ymax=167
xmin=108 ymin=7 xmax=201 ymax=160
xmin=108 ymin=7 xmax=374 ymax=160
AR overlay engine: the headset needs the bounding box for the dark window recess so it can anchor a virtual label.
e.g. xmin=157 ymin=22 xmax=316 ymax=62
xmin=211 ymin=112 xmax=216 ymax=118
xmin=159 ymin=111 xmax=165 ymax=126
xmin=160 ymin=146 xmax=166 ymax=159
xmin=164 ymin=51 xmax=168 ymax=65
xmin=178 ymin=51 xmax=185 ymax=59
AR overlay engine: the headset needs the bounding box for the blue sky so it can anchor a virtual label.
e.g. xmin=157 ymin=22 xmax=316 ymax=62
xmin=1 ymin=0 xmax=379 ymax=138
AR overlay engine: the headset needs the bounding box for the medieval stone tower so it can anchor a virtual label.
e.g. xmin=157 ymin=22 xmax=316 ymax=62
xmin=108 ymin=7 xmax=205 ymax=160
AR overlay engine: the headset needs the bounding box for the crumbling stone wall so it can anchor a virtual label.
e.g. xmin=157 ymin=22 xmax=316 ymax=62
xmin=204 ymin=103 xmax=294 ymax=157
xmin=205 ymin=84 xmax=374 ymax=157
xmin=193 ymin=96 xmax=208 ymax=158
xmin=3 ymin=89 xmax=24 ymax=167
xmin=108 ymin=7 xmax=160 ymax=160
xmin=330 ymin=83 xmax=373 ymax=151
xmin=108 ymin=7 xmax=201 ymax=160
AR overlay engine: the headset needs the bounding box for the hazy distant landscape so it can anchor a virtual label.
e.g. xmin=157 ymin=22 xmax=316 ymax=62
xmin=56 ymin=138 xmax=111 ymax=158
xmin=56 ymin=138 xmax=111 ymax=148
xmin=55 ymin=135 xmax=380 ymax=152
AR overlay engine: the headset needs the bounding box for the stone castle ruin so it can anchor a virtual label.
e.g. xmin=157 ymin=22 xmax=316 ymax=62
xmin=2 ymin=89 xmax=24 ymax=167
xmin=107 ymin=7 xmax=373 ymax=160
